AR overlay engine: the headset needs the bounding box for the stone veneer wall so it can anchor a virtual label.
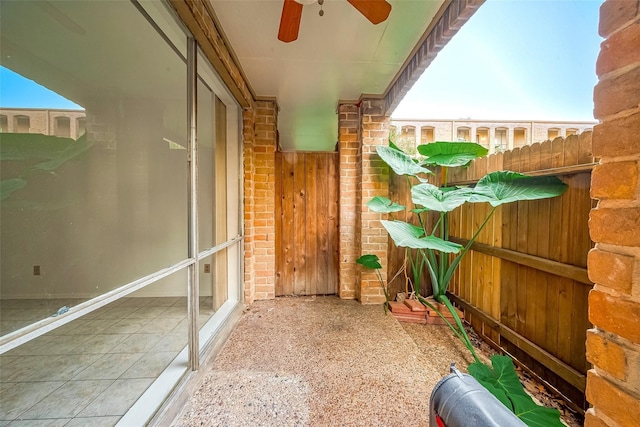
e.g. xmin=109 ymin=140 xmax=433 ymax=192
xmin=585 ymin=1 xmax=640 ymax=426
xmin=338 ymin=99 xmax=390 ymax=303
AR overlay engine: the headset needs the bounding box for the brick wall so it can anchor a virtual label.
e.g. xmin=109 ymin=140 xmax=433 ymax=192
xmin=586 ymin=1 xmax=640 ymax=426
xmin=243 ymin=107 xmax=256 ymax=303
xmin=338 ymin=99 xmax=390 ymax=304
xmin=338 ymin=104 xmax=360 ymax=299
xmin=244 ymin=100 xmax=278 ymax=301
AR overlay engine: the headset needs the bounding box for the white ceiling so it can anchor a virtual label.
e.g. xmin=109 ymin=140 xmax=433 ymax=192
xmin=210 ymin=0 xmax=445 ymax=151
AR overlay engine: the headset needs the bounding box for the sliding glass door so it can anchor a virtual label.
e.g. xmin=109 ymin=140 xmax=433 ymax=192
xmin=0 ymin=1 xmax=243 ymax=425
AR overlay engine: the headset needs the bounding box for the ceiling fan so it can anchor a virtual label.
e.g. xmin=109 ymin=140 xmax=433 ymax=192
xmin=278 ymin=0 xmax=392 ymax=43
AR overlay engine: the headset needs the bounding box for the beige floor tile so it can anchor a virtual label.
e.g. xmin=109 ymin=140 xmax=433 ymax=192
xmin=111 ymin=334 xmax=164 ymax=354
xmin=35 ymin=335 xmax=94 ymax=356
xmin=6 ymin=418 xmax=70 ymax=426
xmin=19 ymin=354 xmax=102 ymax=382
xmin=116 ymin=298 xmax=156 ymax=308
xmin=64 ymin=416 xmax=120 ymax=427
xmin=62 ymin=319 xmax=118 ymax=335
xmin=147 ymin=297 xmax=181 ymax=307
xmin=160 ymin=306 xmax=187 ymax=319
xmin=135 ymin=317 xmax=182 ymax=334
xmin=67 ymin=334 xmax=127 ymax=355
xmin=121 ymin=352 xmax=177 ymax=379
xmin=151 ymin=333 xmax=187 ymax=353
xmin=77 ymin=378 xmax=154 ymax=417
xmin=94 ymin=307 xmax=140 ymax=320
xmin=108 ymin=318 xmax=151 ymax=334
xmin=124 ymin=306 xmax=169 ymax=319
xmin=19 ymin=380 xmax=112 ymax=419
xmin=0 ymin=381 xmax=64 ymax=421
xmin=0 ymin=356 xmax=63 ymax=382
xmin=3 ymin=338 xmax=55 ymax=357
xmin=72 ymin=353 xmax=145 ymax=381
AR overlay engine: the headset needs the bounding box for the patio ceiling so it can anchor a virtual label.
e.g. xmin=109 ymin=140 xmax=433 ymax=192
xmin=209 ymin=0 xmax=447 ymax=151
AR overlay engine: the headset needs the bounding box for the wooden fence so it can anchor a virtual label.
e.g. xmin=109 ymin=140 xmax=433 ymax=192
xmin=275 ymin=152 xmax=339 ymax=296
xmin=389 ymin=133 xmax=596 ymax=409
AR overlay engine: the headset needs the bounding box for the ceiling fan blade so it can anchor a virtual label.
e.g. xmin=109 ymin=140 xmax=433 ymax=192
xmin=347 ymin=0 xmax=392 ymax=25
xmin=278 ymin=0 xmax=303 ymax=43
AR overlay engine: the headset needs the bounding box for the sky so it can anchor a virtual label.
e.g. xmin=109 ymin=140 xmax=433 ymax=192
xmin=392 ymin=0 xmax=603 ymax=121
xmin=1 ymin=0 xmax=603 ymax=118
xmin=0 ymin=66 xmax=83 ymax=110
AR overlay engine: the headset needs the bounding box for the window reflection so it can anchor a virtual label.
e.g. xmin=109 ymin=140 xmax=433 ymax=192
xmin=0 ymin=1 xmax=187 ymax=335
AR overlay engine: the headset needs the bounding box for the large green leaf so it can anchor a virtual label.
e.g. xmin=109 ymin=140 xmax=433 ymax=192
xmin=376 ymin=145 xmax=432 ymax=177
xmin=380 ymin=220 xmax=461 ymax=253
xmin=470 ymin=171 xmax=568 ymax=207
xmin=411 ymin=183 xmax=472 ymax=213
xmin=0 ymin=133 xmax=74 ymax=161
xmin=356 ymin=254 xmax=382 ymax=270
xmin=417 ymin=141 xmax=488 ymax=167
xmin=367 ymin=196 xmax=405 ymax=213
xmin=388 ymin=139 xmax=403 ymax=152
xmin=472 ymin=355 xmax=527 ymax=397
xmin=511 ymin=394 xmax=563 ymax=427
xmin=469 ymin=355 xmax=562 ymax=427
xmin=1 ymin=178 xmax=27 ymax=201
xmin=32 ymin=134 xmax=93 ymax=171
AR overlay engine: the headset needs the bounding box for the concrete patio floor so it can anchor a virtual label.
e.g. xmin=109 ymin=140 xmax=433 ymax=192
xmin=173 ymin=296 xmax=474 ymax=426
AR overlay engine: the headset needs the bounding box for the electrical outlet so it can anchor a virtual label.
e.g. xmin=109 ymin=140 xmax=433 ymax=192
xmin=34 ymin=265 xmax=41 ymax=276
xmin=204 ymin=264 xmax=211 ymax=273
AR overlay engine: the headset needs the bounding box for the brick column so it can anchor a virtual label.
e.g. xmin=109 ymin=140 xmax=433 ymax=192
xmin=338 ymin=99 xmax=390 ymax=304
xmin=585 ymin=2 xmax=640 ymax=426
xmin=243 ymin=107 xmax=256 ymax=303
xmin=359 ymin=99 xmax=390 ymax=304
xmin=244 ymin=100 xmax=277 ymax=301
xmin=338 ymin=103 xmax=360 ymax=299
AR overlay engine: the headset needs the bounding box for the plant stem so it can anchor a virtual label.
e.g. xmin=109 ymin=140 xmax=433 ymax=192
xmin=436 ymin=294 xmax=481 ymax=364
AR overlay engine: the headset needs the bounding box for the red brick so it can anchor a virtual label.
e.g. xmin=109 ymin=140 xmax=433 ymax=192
xmin=404 ymin=299 xmax=427 ymax=312
xmin=586 ymin=370 xmax=640 ymax=426
xmin=586 ymin=330 xmax=627 ymax=380
xmin=599 ymin=0 xmax=640 ymax=38
xmin=587 ymin=249 xmax=635 ymax=293
xmin=597 ymin=23 xmax=640 ymax=76
xmin=584 ymin=409 xmax=611 ymax=427
xmin=593 ymin=66 xmax=640 ymax=118
xmin=590 ymin=208 xmax=640 ymax=246
xmin=591 ymin=161 xmax=639 ymax=200
xmin=589 ymin=290 xmax=640 ymax=344
xmin=593 ymin=116 xmax=640 ymax=157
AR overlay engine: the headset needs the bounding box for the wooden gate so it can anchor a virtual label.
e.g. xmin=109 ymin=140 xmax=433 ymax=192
xmin=275 ymin=152 xmax=339 ymax=296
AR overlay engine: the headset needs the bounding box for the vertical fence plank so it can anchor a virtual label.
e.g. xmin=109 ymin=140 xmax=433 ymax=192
xmin=318 ymin=154 xmax=332 ymax=295
xmin=293 ymin=153 xmax=307 ymax=294
xmin=280 ymin=153 xmax=295 ymax=296
xmin=557 ymin=137 xmax=579 ymax=365
xmin=526 ymin=144 xmax=541 ymax=343
xmin=275 ymin=152 xmax=284 ymax=295
xmin=537 ymin=140 xmax=553 ymax=352
xmin=516 ymin=146 xmax=530 ymax=336
xmin=305 ymin=154 xmax=318 ymax=295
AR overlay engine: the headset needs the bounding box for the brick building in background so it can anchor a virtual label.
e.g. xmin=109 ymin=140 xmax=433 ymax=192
xmin=0 ymin=108 xmax=86 ymax=140
xmin=390 ymin=118 xmax=596 ymax=154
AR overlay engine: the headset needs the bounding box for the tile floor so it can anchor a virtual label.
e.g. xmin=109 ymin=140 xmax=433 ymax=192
xmin=0 ymin=296 xmax=216 ymax=426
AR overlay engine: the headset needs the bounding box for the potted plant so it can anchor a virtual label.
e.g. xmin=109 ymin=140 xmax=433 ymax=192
xmin=358 ymin=140 xmax=567 ymax=426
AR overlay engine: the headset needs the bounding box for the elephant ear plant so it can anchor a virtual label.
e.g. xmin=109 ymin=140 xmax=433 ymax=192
xmin=358 ymin=141 xmax=567 ymax=426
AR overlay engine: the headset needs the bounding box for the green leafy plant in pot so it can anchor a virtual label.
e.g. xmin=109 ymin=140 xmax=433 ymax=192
xmin=357 ymin=140 xmax=567 ymax=426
